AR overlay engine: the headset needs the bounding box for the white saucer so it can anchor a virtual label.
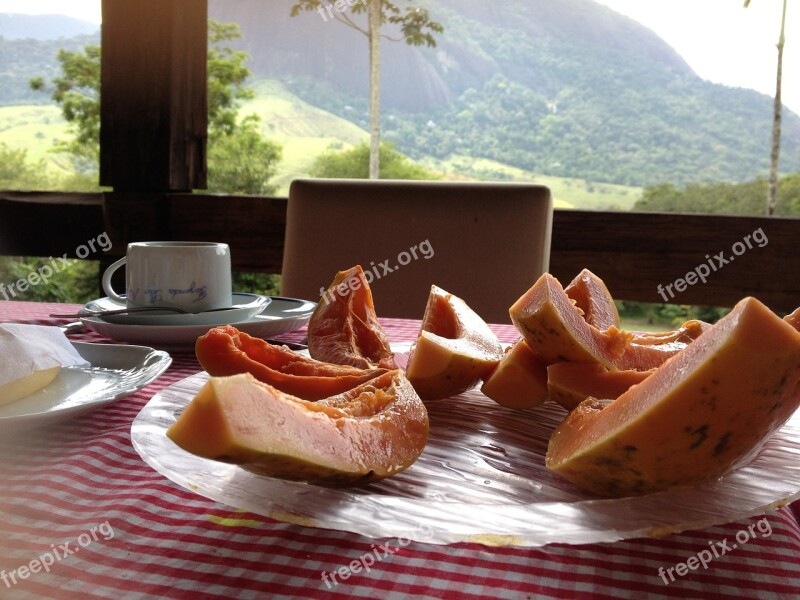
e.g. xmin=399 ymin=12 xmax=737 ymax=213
xmin=0 ymin=341 xmax=171 ymax=435
xmin=81 ymin=297 xmax=316 ymax=350
xmin=84 ymin=293 xmax=271 ymax=327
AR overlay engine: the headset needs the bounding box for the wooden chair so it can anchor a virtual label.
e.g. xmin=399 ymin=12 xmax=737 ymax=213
xmin=280 ymin=179 xmax=553 ymax=323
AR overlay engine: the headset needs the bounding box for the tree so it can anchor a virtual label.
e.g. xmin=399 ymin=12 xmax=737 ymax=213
xmin=30 ymin=20 xmax=281 ymax=195
xmin=744 ymin=0 xmax=789 ymax=215
xmin=309 ymin=141 xmax=439 ymax=179
xmin=633 ymin=175 xmax=800 ymax=217
xmin=30 ymin=45 xmax=100 ymax=173
xmin=208 ymin=115 xmax=281 ymax=195
xmin=0 ymin=143 xmax=55 ymax=189
xmin=207 ymin=20 xmax=256 ymax=136
xmin=204 ymin=22 xmax=283 ymax=195
xmin=291 ymin=1 xmax=442 ymax=179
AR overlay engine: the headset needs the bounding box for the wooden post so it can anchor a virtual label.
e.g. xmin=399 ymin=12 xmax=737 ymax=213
xmin=99 ymin=0 xmax=207 ymax=192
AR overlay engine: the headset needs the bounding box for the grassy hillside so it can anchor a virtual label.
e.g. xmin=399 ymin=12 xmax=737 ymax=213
xmin=0 ymin=104 xmax=70 ymax=174
xmin=0 ymin=80 xmax=642 ymax=207
xmin=423 ymin=155 xmax=640 ymax=209
xmin=241 ymin=81 xmax=368 ymax=194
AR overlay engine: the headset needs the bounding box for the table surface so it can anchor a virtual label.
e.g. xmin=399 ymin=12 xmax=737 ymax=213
xmin=1 ymin=300 xmax=799 ymax=600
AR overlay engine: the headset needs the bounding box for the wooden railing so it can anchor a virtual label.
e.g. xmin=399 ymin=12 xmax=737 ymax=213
xmin=2 ymin=191 xmax=797 ymax=313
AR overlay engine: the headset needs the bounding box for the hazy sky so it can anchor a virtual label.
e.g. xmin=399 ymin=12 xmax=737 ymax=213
xmin=0 ymin=0 xmax=795 ymax=112
xmin=596 ymin=0 xmax=796 ymax=113
xmin=0 ymin=0 xmax=100 ymax=23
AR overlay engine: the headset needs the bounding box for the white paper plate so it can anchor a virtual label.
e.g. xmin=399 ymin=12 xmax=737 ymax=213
xmin=82 ymin=297 xmax=316 ymax=350
xmin=131 ymin=344 xmax=800 ymax=547
xmin=0 ymin=342 xmax=171 ymax=434
xmin=84 ymin=293 xmax=271 ymax=326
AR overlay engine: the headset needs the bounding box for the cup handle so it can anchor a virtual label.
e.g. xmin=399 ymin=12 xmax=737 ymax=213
xmin=102 ymin=257 xmax=127 ymax=303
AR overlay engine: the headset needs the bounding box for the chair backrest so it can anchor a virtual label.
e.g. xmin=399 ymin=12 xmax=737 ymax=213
xmin=281 ymin=179 xmax=553 ymax=324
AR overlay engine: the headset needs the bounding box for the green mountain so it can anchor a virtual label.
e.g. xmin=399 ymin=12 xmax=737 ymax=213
xmin=0 ymin=33 xmax=99 ymax=106
xmin=0 ymin=3 xmax=796 ymax=191
xmin=210 ymin=0 xmax=800 ymax=187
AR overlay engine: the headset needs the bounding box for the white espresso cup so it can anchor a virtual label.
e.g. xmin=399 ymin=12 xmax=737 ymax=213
xmin=101 ymin=241 xmax=233 ymax=313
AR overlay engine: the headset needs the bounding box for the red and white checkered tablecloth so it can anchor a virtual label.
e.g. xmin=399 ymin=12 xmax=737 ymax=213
xmin=1 ymin=300 xmax=799 ymax=599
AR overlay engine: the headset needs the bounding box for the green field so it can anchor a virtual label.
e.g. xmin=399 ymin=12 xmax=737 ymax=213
xmin=0 ymin=104 xmax=71 ymax=174
xmin=1 ymin=80 xmax=643 ymax=208
xmin=424 ymin=155 xmax=641 ymax=210
xmin=241 ymin=81 xmax=369 ymax=194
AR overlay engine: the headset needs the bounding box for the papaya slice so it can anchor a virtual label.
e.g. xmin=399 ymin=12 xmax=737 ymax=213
xmin=510 ymin=273 xmax=705 ymax=371
xmin=307 ymin=265 xmax=396 ymax=369
xmin=481 ymin=340 xmax=549 ymax=409
xmin=547 ymin=362 xmax=652 ymax=411
xmin=564 ymin=268 xmax=620 ymax=331
xmin=510 ymin=273 xmax=628 ymax=367
xmin=546 ymin=297 xmax=800 ymax=497
xmin=196 ymin=325 xmax=387 ymax=401
xmin=167 ymin=369 xmax=429 ymax=486
xmin=406 ymin=285 xmax=504 ymax=400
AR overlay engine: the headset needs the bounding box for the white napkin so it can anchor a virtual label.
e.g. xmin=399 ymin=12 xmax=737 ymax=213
xmin=0 ymin=323 xmax=90 ymax=387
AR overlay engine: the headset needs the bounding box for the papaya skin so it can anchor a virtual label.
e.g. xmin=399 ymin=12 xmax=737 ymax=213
xmin=195 ymin=325 xmax=388 ymax=401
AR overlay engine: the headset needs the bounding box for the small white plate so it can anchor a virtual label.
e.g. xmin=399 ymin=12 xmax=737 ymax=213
xmin=0 ymin=342 xmax=171 ymax=435
xmin=84 ymin=293 xmax=271 ymax=327
xmin=82 ymin=297 xmax=316 ymax=351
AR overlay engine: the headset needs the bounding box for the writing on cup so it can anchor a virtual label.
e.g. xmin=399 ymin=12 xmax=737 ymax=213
xmin=102 ymin=242 xmax=232 ymax=313
xmin=128 ymin=282 xmax=210 ymax=305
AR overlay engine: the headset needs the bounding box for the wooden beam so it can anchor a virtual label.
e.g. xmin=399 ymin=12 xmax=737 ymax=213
xmin=99 ymin=0 xmax=207 ymax=191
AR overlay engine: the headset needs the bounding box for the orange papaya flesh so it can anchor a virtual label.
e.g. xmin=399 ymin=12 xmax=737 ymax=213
xmin=195 ymin=325 xmax=387 ymax=401
xmin=406 ymin=286 xmax=504 ymax=400
xmin=167 ymin=369 xmax=429 ymax=486
xmin=613 ymin=320 xmax=709 ymax=371
xmin=308 ymin=265 xmax=397 ymax=370
xmin=564 ymin=268 xmax=620 ymax=331
xmin=547 ymin=361 xmax=652 ymax=411
xmin=546 ymin=296 xmax=800 ymax=497
xmin=481 ymin=340 xmax=549 ymax=409
xmin=420 ymin=285 xmax=502 ymax=354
